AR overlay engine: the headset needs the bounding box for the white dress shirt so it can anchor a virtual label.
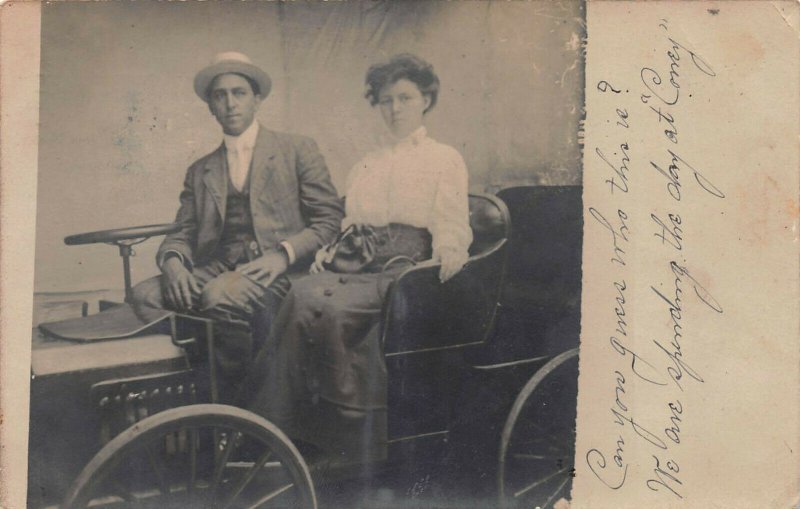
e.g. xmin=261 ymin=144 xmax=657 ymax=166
xmin=224 ymin=121 xmax=259 ymax=193
xmin=344 ymin=126 xmax=472 ymax=261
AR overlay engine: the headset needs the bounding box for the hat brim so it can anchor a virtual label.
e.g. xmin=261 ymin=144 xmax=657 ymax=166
xmin=194 ymin=61 xmax=271 ymax=102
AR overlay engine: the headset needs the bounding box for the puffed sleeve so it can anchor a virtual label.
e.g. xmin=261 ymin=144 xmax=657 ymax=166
xmin=344 ymin=157 xmax=365 ymax=196
xmin=341 ymin=155 xmax=372 ymax=227
xmin=430 ymin=147 xmax=472 ymax=262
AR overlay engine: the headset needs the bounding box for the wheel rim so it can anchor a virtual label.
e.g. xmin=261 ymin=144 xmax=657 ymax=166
xmin=63 ymin=404 xmax=317 ymax=509
xmin=498 ymin=348 xmax=579 ymax=509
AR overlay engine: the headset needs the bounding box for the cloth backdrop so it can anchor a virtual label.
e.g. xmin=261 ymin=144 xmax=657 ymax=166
xmin=35 ymin=0 xmax=584 ymax=293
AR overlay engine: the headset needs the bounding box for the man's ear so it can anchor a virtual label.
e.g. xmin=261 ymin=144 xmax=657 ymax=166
xmin=254 ymin=94 xmax=263 ymax=111
xmin=423 ymin=94 xmax=432 ymax=112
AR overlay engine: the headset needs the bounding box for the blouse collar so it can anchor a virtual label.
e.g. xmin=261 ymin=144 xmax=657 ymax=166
xmin=388 ymin=126 xmax=428 ymax=150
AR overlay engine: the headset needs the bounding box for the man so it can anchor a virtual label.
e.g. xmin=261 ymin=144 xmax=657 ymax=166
xmin=132 ymin=52 xmax=344 ymax=400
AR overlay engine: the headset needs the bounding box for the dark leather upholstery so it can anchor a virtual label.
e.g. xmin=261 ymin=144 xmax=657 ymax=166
xmin=496 ymin=186 xmax=582 ymax=314
xmin=382 ymin=194 xmax=510 ymax=440
xmin=381 ymin=194 xmax=510 ymax=354
xmin=490 ymin=185 xmax=583 ymax=360
xmin=468 ymin=194 xmax=510 ymax=256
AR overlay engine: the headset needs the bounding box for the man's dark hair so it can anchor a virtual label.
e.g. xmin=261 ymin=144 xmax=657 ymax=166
xmin=365 ymin=54 xmax=440 ymax=114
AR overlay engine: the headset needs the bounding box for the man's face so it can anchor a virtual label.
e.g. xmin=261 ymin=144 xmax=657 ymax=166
xmin=207 ymin=73 xmax=262 ymax=136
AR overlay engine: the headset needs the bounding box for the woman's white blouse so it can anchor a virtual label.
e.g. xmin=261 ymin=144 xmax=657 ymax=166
xmin=344 ymin=127 xmax=473 ymax=261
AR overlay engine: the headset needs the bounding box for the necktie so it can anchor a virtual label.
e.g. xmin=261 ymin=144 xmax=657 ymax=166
xmin=230 ymin=144 xmax=247 ymax=192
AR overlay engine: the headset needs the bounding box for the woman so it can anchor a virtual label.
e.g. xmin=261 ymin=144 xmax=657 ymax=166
xmin=243 ymin=54 xmax=472 ymax=464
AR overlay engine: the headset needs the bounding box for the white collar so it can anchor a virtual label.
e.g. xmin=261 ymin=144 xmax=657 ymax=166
xmin=387 ymin=125 xmax=428 ymax=149
xmin=224 ymin=121 xmax=259 ymax=151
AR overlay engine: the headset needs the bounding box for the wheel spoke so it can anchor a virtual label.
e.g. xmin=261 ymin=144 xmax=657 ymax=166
xmin=511 ymin=445 xmax=571 ymax=464
xmin=512 ymin=453 xmax=552 ymax=461
xmin=514 ymin=441 xmax=572 ymax=458
xmin=245 ymin=483 xmax=295 ymax=509
xmin=514 ymin=466 xmax=570 ymax=498
xmin=188 ymin=427 xmax=199 ymax=494
xmin=497 ymin=350 xmax=580 ymax=509
xmin=211 ymin=431 xmax=242 ymax=493
xmin=541 ymin=475 xmax=571 ymax=509
xmin=220 ymin=450 xmax=273 ymax=509
xmin=63 ymin=405 xmax=316 ymax=509
xmin=86 ymin=493 xmax=130 ymax=507
xmin=144 ymin=443 xmax=171 ymax=496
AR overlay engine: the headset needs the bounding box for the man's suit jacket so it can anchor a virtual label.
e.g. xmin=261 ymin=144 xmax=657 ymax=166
xmin=157 ymin=125 xmax=344 ymax=271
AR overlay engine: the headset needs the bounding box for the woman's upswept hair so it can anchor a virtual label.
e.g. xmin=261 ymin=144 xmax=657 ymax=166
xmin=364 ymin=53 xmax=440 ymax=114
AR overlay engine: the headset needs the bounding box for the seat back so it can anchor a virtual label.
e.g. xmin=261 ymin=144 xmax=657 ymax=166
xmin=381 ymin=194 xmax=510 ymax=441
xmin=496 ymin=185 xmax=582 ymax=314
xmin=488 ymin=185 xmax=583 ymax=360
xmin=381 ymin=194 xmax=510 ymax=355
xmin=468 ymin=194 xmax=511 ymax=256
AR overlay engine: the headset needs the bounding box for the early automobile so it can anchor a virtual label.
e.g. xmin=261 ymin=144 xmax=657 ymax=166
xmin=28 ymin=186 xmax=582 ymax=509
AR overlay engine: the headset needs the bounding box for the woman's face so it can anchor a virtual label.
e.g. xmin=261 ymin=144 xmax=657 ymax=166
xmin=377 ymin=78 xmax=431 ymax=139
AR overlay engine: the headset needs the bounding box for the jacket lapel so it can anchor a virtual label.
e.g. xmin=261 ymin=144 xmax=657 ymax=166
xmin=249 ymin=125 xmax=279 ymax=207
xmin=202 ymin=144 xmax=227 ymax=220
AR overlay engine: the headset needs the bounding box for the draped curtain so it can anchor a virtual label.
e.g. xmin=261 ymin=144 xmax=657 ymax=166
xmin=36 ymin=1 xmax=584 ymax=292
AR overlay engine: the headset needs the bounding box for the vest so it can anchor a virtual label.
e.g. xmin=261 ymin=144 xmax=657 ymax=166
xmin=213 ymin=173 xmax=260 ymax=267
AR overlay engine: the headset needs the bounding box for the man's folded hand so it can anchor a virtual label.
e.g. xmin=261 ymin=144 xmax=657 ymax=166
xmin=236 ymin=250 xmax=289 ymax=287
xmin=161 ymin=256 xmax=200 ymax=311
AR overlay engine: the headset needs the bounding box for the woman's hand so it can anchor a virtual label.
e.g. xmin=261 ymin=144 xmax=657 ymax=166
xmin=438 ymin=247 xmax=467 ymax=283
xmin=309 ymin=246 xmax=329 ymax=274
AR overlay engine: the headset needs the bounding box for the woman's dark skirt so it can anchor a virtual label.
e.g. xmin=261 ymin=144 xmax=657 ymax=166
xmin=241 ymin=224 xmax=432 ymax=463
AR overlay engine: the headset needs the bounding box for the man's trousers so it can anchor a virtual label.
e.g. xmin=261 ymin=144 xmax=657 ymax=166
xmin=131 ymin=259 xmax=290 ymax=402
